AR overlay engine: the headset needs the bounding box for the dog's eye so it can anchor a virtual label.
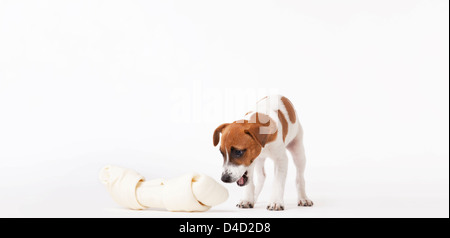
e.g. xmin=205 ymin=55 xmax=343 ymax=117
xmin=231 ymin=147 xmax=246 ymax=158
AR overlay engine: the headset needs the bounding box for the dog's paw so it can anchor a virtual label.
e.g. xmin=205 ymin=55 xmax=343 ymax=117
xmin=236 ymin=201 xmax=254 ymax=209
xmin=266 ymin=202 xmax=284 ymax=211
xmin=298 ymin=199 xmax=314 ymax=207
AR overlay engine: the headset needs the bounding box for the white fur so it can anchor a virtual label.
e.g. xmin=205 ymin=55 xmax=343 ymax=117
xmin=231 ymin=95 xmax=313 ymax=210
xmin=222 ymin=163 xmax=247 ymax=182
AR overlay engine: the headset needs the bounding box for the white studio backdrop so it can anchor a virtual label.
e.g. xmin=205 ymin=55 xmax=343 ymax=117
xmin=0 ymin=0 xmax=448 ymax=217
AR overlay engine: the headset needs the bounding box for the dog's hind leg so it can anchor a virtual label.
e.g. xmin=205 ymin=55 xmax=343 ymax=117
xmin=287 ymin=125 xmax=313 ymax=207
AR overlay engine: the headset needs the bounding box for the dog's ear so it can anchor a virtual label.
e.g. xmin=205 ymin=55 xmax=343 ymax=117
xmin=244 ymin=115 xmax=277 ymax=148
xmin=213 ymin=123 xmax=230 ymax=146
xmin=244 ymin=126 xmax=270 ymax=148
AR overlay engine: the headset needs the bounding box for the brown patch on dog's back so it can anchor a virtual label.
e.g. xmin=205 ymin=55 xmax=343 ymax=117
xmin=277 ymin=110 xmax=288 ymax=142
xmin=281 ymin=96 xmax=296 ymax=123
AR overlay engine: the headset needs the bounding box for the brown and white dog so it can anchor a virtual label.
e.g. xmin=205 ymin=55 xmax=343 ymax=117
xmin=213 ymin=95 xmax=313 ymax=211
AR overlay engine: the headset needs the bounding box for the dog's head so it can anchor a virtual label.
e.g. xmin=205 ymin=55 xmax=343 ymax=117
xmin=213 ymin=113 xmax=277 ymax=186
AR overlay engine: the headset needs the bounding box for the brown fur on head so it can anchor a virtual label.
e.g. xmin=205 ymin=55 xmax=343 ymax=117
xmin=213 ymin=113 xmax=278 ymax=167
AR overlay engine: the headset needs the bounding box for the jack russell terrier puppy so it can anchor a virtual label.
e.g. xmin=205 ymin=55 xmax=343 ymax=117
xmin=213 ymin=95 xmax=313 ymax=211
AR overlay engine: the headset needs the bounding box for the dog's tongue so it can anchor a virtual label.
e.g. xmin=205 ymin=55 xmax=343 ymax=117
xmin=237 ymin=176 xmax=245 ymax=186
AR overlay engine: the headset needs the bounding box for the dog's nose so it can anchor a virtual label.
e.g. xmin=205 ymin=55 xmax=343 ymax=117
xmin=221 ymin=173 xmax=233 ymax=183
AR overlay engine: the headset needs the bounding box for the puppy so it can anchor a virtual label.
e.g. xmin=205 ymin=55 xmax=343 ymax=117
xmin=213 ymin=95 xmax=313 ymax=211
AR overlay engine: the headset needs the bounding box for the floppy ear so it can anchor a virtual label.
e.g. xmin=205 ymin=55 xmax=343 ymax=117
xmin=244 ymin=113 xmax=278 ymax=148
xmin=213 ymin=123 xmax=230 ymax=146
xmin=244 ymin=126 xmax=270 ymax=148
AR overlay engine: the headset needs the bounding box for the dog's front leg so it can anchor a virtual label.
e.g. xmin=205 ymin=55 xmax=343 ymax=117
xmin=236 ymin=167 xmax=255 ymax=208
xmin=267 ymin=151 xmax=288 ymax=211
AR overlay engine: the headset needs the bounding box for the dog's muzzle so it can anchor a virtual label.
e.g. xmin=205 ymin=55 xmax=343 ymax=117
xmin=221 ymin=171 xmax=248 ymax=186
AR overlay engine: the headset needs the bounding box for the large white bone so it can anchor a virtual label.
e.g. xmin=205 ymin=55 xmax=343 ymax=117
xmin=99 ymin=165 xmax=229 ymax=212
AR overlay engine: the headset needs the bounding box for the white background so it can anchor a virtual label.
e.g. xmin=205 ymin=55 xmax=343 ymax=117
xmin=0 ymin=0 xmax=448 ymax=218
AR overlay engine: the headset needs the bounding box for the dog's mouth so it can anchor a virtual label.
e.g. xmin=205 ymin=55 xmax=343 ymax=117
xmin=236 ymin=171 xmax=248 ymax=187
